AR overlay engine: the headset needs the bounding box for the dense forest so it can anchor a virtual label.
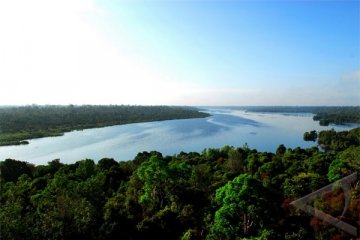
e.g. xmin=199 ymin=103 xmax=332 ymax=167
xmin=1 ymin=127 xmax=359 ymax=239
xmin=228 ymin=106 xmax=360 ymax=126
xmin=303 ymin=128 xmax=360 ymax=151
xmin=0 ymin=105 xmax=209 ymax=146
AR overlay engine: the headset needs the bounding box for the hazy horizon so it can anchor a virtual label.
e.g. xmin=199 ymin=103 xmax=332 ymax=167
xmin=1 ymin=104 xmax=359 ymax=108
xmin=0 ymin=0 xmax=359 ymax=106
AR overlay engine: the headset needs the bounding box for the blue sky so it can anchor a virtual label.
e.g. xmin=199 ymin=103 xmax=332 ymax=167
xmin=0 ymin=0 xmax=359 ymax=105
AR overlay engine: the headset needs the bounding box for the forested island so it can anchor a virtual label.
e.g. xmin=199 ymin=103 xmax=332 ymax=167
xmin=0 ymin=105 xmax=209 ymax=146
xmin=1 ymin=127 xmax=359 ymax=240
xmin=228 ymin=106 xmax=360 ymax=126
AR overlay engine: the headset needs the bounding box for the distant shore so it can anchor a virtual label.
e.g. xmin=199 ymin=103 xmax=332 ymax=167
xmin=0 ymin=105 xmax=210 ymax=146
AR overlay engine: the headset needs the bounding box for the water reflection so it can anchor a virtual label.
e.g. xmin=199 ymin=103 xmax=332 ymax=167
xmin=0 ymin=108 xmax=356 ymax=165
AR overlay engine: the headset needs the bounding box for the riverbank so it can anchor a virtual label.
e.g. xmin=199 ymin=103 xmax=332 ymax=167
xmin=0 ymin=105 xmax=210 ymax=146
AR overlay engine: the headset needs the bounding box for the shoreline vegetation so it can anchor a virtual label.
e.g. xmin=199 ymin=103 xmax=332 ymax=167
xmin=225 ymin=106 xmax=360 ymax=126
xmin=0 ymin=105 xmax=210 ymax=146
xmin=1 ymin=127 xmax=359 ymax=239
xmin=0 ymin=105 xmax=359 ymax=147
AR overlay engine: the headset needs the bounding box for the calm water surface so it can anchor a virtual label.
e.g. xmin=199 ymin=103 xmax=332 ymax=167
xmin=0 ymin=108 xmax=356 ymax=165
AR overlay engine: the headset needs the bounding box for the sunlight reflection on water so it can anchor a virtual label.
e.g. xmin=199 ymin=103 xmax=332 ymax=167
xmin=0 ymin=108 xmax=355 ymax=164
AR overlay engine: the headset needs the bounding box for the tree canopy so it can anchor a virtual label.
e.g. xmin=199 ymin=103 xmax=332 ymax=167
xmin=1 ymin=127 xmax=359 ymax=239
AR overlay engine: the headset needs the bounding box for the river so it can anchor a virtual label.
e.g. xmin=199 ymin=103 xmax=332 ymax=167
xmin=0 ymin=108 xmax=355 ymax=165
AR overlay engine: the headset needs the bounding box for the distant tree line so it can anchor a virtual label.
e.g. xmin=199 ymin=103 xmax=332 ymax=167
xmin=312 ymin=108 xmax=360 ymax=126
xmin=230 ymin=106 xmax=360 ymax=126
xmin=303 ymin=127 xmax=359 ymax=152
xmin=1 ymin=127 xmax=359 ymax=239
xmin=0 ymin=105 xmax=209 ymax=146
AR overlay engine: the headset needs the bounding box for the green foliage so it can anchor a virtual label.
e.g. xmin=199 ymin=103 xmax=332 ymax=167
xmin=312 ymin=107 xmax=360 ymax=125
xmin=327 ymin=159 xmax=351 ymax=182
xmin=306 ymin=152 xmax=333 ymax=176
xmin=76 ymin=159 xmax=96 ymax=179
xmin=181 ymin=229 xmax=193 ymax=240
xmin=136 ymin=155 xmax=168 ymax=208
xmin=98 ymin=158 xmax=118 ymax=171
xmin=303 ymin=130 xmax=318 ymax=141
xmin=337 ymin=146 xmax=360 ymax=172
xmin=317 ymin=127 xmax=360 ymax=151
xmin=224 ymin=147 xmax=246 ymax=176
xmin=0 ymin=159 xmax=35 ymax=182
xmin=284 ymin=227 xmax=311 ymax=240
xmin=283 ymin=172 xmax=327 ymax=198
xmin=209 ymin=174 xmax=276 ymax=239
xmin=0 ymin=127 xmax=359 ymax=239
xmin=257 ymin=159 xmax=284 ymax=187
xmin=276 ymin=144 xmax=287 ymax=155
xmin=240 ymin=229 xmax=276 ymax=240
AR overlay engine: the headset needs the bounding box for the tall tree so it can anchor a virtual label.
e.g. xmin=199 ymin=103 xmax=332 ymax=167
xmin=209 ymin=174 xmax=276 ymax=239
